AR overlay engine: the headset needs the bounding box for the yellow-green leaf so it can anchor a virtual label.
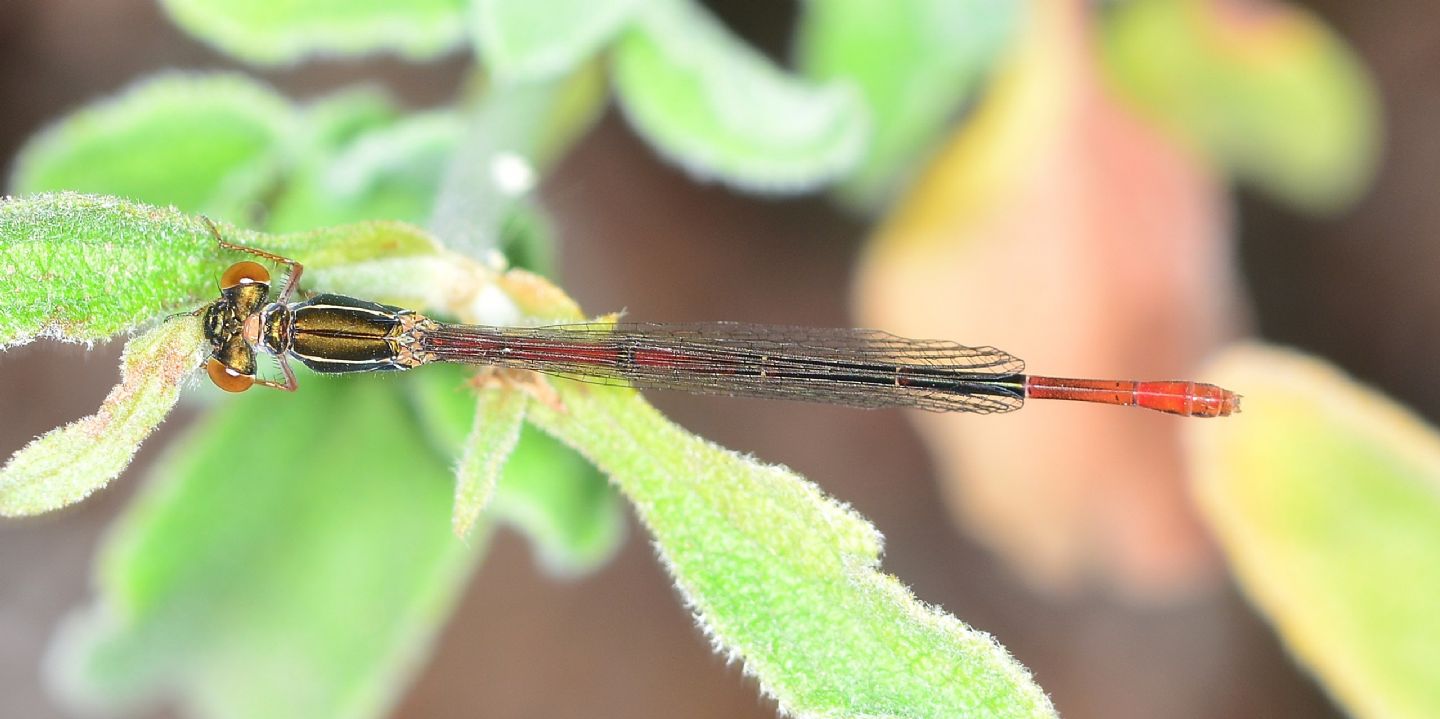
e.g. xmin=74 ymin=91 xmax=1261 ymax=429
xmin=0 ymin=316 xmax=205 ymax=516
xmin=452 ymin=386 xmax=527 ymax=537
xmin=529 ymin=382 xmax=1055 ymax=718
xmin=1189 ymin=344 xmax=1440 ymax=719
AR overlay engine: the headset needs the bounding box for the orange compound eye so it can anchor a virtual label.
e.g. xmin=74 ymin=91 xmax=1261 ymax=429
xmin=206 ymin=357 xmax=255 ymax=393
xmin=220 ymin=261 xmax=270 ymax=290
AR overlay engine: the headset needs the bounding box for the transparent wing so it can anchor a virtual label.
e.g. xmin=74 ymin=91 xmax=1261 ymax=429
xmin=420 ymin=322 xmax=1026 ymax=414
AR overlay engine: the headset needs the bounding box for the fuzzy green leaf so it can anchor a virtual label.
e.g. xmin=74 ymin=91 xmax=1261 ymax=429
xmin=451 ymin=387 xmax=527 ymax=537
xmin=1189 ymin=345 xmax=1440 ymax=719
xmin=612 ymin=0 xmax=868 ymax=192
xmin=0 ymin=193 xmax=231 ymax=345
xmin=408 ymin=364 xmax=624 ymax=574
xmin=0 ymin=317 xmax=205 ymax=516
xmin=473 ymin=0 xmax=641 ymax=82
xmin=797 ymin=0 xmax=1020 ymax=209
xmin=0 ymin=193 xmax=442 ymax=347
xmin=157 ymin=0 xmax=467 ymax=65
xmin=1103 ymin=0 xmax=1380 ymax=212
xmin=529 ymin=383 xmax=1054 ymax=718
xmin=49 ymin=379 xmax=480 ymax=719
xmin=10 ymin=74 xmax=295 ymax=223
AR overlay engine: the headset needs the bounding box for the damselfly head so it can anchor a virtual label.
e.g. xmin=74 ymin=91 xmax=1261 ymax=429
xmin=200 ymin=261 xmax=275 ymax=392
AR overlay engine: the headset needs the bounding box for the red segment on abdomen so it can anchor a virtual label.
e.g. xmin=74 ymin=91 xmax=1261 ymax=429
xmin=1134 ymin=381 xmax=1238 ymax=417
xmin=1025 ymin=376 xmax=1239 ymax=417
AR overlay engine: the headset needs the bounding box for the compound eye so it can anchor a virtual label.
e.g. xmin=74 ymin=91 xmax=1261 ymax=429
xmin=206 ymin=357 xmax=255 ymax=393
xmin=220 ymin=261 xmax=270 ymax=290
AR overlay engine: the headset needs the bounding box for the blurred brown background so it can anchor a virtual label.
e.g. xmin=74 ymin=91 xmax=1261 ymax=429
xmin=2 ymin=1 xmax=1436 ymax=717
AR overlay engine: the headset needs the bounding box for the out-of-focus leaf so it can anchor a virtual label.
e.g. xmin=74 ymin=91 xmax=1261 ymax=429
xmin=473 ymin=0 xmax=641 ymax=82
xmin=48 ymin=379 xmax=480 ymax=719
xmin=408 ymin=363 xmax=624 ymax=575
xmin=0 ymin=317 xmax=205 ymax=516
xmin=296 ymin=87 xmax=403 ymax=157
xmin=856 ymin=1 xmax=1237 ymax=597
xmin=268 ymin=111 xmax=463 ymax=232
xmin=495 ymin=203 xmax=557 ymax=277
xmin=10 ymin=74 xmax=294 ymax=224
xmin=0 ymin=193 xmax=442 ymax=347
xmin=529 ymin=382 xmax=1056 ymax=718
xmin=451 ymin=387 xmax=527 ymax=537
xmin=797 ymin=0 xmax=1021 ymax=208
xmin=429 ymin=65 xmax=607 ymax=258
xmin=490 ymin=424 xmax=626 ymax=575
xmin=1189 ymin=345 xmax=1440 ymax=719
xmin=612 ymin=0 xmax=868 ymax=192
xmin=157 ymin=0 xmax=467 ymax=65
xmin=1103 ymin=0 xmax=1379 ymax=212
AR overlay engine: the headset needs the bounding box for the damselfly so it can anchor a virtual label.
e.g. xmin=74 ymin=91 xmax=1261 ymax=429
xmin=198 ymin=223 xmax=1239 ymax=418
